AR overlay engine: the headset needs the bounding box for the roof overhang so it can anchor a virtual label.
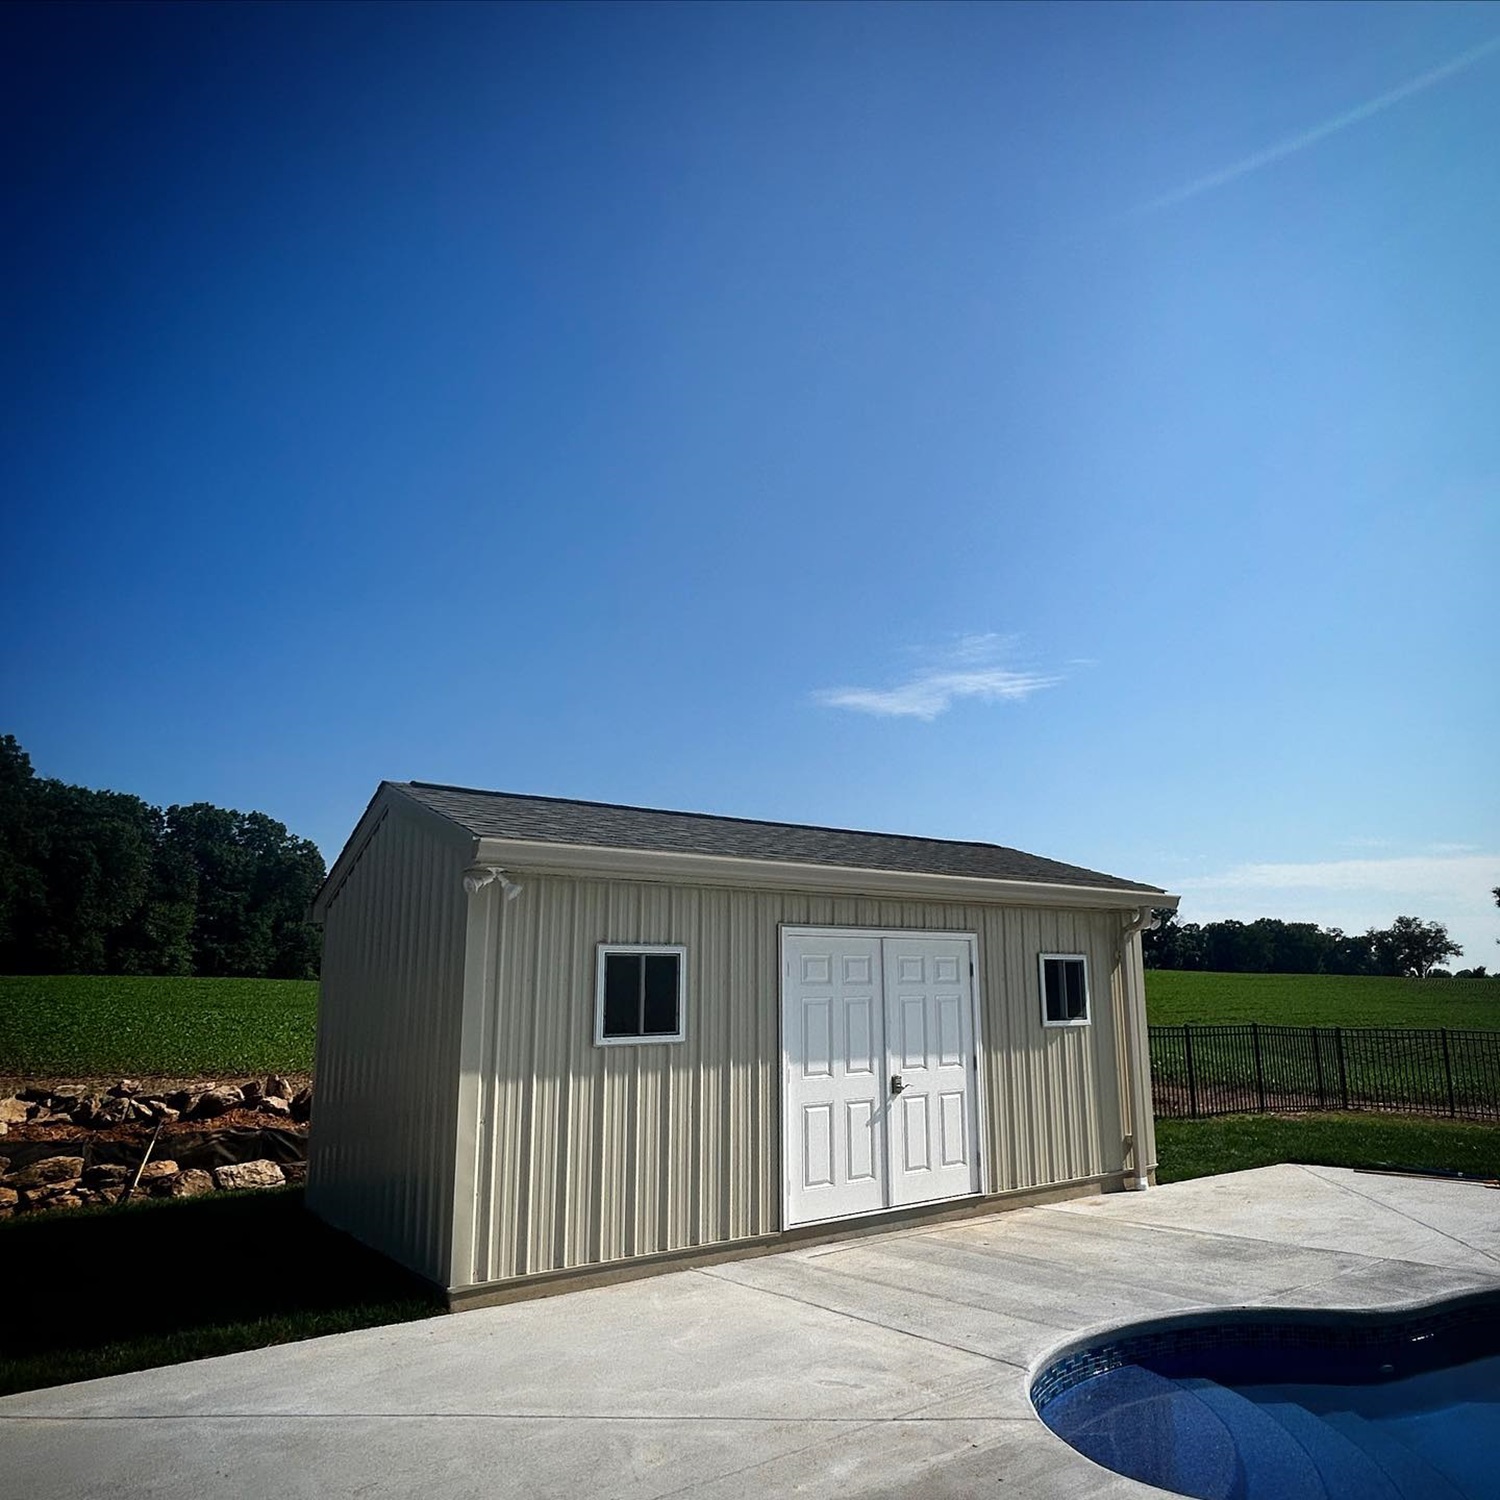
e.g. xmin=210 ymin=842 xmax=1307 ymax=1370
xmin=472 ymin=835 xmax=1179 ymax=913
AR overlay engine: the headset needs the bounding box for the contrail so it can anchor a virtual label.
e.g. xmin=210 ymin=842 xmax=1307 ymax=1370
xmin=1135 ymin=32 xmax=1500 ymax=215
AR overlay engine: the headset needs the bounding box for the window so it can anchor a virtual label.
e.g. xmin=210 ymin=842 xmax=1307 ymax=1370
xmin=1040 ymin=953 xmax=1089 ymax=1026
xmin=595 ymin=945 xmax=686 ymax=1044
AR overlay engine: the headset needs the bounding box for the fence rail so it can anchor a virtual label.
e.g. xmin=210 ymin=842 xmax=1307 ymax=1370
xmin=1149 ymin=1023 xmax=1500 ymax=1122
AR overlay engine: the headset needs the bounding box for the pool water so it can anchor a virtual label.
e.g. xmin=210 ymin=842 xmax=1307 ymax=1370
xmin=1035 ymin=1298 xmax=1500 ymax=1500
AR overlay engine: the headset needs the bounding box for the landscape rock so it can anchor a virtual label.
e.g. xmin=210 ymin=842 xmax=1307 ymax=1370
xmin=281 ymin=1161 xmax=308 ymax=1186
xmin=0 ymin=1097 xmax=30 ymax=1126
xmin=4 ymin=1156 xmax=85 ymax=1190
xmin=212 ymin=1159 xmax=286 ymax=1192
xmin=239 ymin=1078 xmax=264 ymax=1104
xmin=22 ymin=1179 xmax=82 ymax=1206
xmin=138 ymin=1160 xmax=180 ymax=1183
xmin=264 ymin=1075 xmax=293 ymax=1100
xmin=164 ymin=1090 xmax=195 ymax=1113
xmin=256 ymin=1096 xmax=292 ymax=1118
xmin=38 ymin=1192 xmax=85 ymax=1212
xmin=70 ymin=1096 xmax=103 ymax=1125
xmin=108 ymin=1080 xmax=142 ymax=1098
xmin=290 ymin=1086 xmax=313 ymax=1123
xmin=191 ymin=1086 xmax=244 ymax=1120
xmin=0 ymin=1186 xmax=17 ymax=1208
xmin=18 ymin=1087 xmax=52 ymax=1103
xmin=83 ymin=1164 xmax=130 ymax=1188
xmin=168 ymin=1168 xmax=216 ymax=1198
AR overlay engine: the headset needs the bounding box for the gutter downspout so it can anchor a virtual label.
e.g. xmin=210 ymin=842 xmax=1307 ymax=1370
xmin=1118 ymin=906 xmax=1160 ymax=1191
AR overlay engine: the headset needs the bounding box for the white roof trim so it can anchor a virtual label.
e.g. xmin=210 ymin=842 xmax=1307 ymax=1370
xmin=472 ymin=836 xmax=1178 ymax=912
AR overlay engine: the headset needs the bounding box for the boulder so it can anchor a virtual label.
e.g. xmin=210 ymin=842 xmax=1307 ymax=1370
xmin=0 ymin=1097 xmax=30 ymax=1126
xmin=256 ymin=1096 xmax=292 ymax=1118
xmin=190 ymin=1087 xmax=244 ymax=1120
xmin=22 ymin=1179 xmax=82 ymax=1206
xmin=0 ymin=1186 xmax=17 ymax=1208
xmin=83 ymin=1163 xmax=130 ymax=1188
xmin=138 ymin=1160 xmax=180 ymax=1183
xmin=264 ymin=1075 xmax=293 ymax=1100
xmin=4 ymin=1156 xmax=85 ymax=1190
xmin=212 ymin=1159 xmax=286 ymax=1192
xmin=168 ymin=1168 xmax=216 ymax=1198
xmin=290 ymin=1086 xmax=313 ymax=1123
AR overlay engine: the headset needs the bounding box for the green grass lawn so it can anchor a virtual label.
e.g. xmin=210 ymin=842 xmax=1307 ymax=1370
xmin=1146 ymin=970 xmax=1500 ymax=1030
xmin=0 ymin=1188 xmax=443 ymax=1396
xmin=0 ymin=974 xmax=318 ymax=1076
xmin=1156 ymin=1112 xmax=1500 ymax=1185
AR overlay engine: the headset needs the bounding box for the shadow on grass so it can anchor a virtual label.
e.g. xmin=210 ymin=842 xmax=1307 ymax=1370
xmin=0 ymin=1188 xmax=444 ymax=1397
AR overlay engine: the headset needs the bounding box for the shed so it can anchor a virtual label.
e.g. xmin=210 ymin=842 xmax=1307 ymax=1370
xmin=307 ymin=781 xmax=1178 ymax=1307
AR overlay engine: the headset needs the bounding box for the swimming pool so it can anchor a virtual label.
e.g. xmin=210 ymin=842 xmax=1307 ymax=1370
xmin=1032 ymin=1290 xmax=1500 ymax=1499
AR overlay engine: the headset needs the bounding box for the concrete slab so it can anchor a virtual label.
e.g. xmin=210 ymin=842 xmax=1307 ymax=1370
xmin=2 ymin=1166 xmax=1496 ymax=1498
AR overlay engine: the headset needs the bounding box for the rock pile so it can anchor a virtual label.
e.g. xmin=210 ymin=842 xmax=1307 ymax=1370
xmin=0 ymin=1077 xmax=313 ymax=1133
xmin=0 ymin=1149 xmax=305 ymax=1217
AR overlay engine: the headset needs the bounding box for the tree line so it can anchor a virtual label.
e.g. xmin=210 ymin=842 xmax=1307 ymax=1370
xmin=1143 ymin=910 xmax=1476 ymax=979
xmin=0 ymin=736 xmax=324 ymax=979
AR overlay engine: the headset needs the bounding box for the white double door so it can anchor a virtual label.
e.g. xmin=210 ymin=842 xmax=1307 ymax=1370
xmin=782 ymin=929 xmax=981 ymax=1228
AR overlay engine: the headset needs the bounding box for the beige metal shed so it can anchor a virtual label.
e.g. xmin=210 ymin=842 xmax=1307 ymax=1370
xmin=307 ymin=781 xmax=1177 ymax=1307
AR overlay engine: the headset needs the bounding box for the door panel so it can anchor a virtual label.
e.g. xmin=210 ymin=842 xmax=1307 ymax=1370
xmin=783 ymin=934 xmax=887 ymax=1226
xmin=883 ymin=936 xmax=979 ymax=1208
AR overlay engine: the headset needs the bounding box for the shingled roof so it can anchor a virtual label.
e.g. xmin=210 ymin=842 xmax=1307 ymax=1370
xmin=392 ymin=781 xmax=1164 ymax=895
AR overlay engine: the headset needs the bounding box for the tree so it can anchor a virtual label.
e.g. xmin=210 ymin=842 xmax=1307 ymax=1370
xmin=163 ymin=804 xmax=324 ymax=978
xmin=0 ymin=735 xmax=324 ymax=977
xmin=1367 ymin=915 xmax=1462 ymax=979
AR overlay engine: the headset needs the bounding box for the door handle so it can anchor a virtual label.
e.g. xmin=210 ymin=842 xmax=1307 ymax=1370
xmin=890 ymin=1074 xmax=905 ymax=1096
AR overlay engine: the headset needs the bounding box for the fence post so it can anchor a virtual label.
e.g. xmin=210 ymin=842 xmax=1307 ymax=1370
xmin=1441 ymin=1028 xmax=1456 ymax=1117
xmin=1252 ymin=1022 xmax=1267 ymax=1113
xmin=1312 ymin=1027 xmax=1327 ymax=1112
xmin=1335 ymin=1026 xmax=1349 ymax=1111
xmin=1184 ymin=1024 xmax=1199 ymax=1118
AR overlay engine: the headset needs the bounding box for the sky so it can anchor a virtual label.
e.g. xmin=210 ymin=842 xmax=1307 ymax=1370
xmin=2 ymin=1 xmax=1497 ymax=962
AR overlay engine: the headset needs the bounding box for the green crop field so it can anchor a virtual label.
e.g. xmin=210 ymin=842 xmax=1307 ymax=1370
xmin=0 ymin=975 xmax=318 ymax=1077
xmin=1145 ymin=970 xmax=1500 ymax=1030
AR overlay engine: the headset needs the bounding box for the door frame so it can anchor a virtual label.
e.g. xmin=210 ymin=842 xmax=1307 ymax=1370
xmin=778 ymin=924 xmax=991 ymax=1229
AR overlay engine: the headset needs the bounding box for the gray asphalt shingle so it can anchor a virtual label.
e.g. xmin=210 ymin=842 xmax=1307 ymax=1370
xmin=392 ymin=781 xmax=1164 ymax=895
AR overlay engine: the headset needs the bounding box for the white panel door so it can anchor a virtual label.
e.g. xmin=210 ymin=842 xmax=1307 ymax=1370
xmin=783 ymin=933 xmax=888 ymax=1227
xmin=783 ymin=930 xmax=980 ymax=1227
xmin=882 ymin=936 xmax=980 ymax=1208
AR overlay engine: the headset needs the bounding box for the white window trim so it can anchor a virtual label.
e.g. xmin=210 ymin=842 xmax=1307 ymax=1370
xmin=1039 ymin=952 xmax=1091 ymax=1028
xmin=594 ymin=943 xmax=687 ymax=1046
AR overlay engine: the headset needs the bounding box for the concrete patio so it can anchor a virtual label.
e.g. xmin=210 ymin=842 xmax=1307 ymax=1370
xmin=4 ymin=1164 xmax=1497 ymax=1498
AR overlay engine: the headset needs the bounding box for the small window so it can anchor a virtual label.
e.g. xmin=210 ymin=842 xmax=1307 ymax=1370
xmin=1040 ymin=954 xmax=1089 ymax=1027
xmin=595 ymin=945 xmax=686 ymax=1044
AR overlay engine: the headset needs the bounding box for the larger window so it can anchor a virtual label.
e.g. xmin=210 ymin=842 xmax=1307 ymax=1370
xmin=1040 ymin=953 xmax=1090 ymax=1027
xmin=595 ymin=945 xmax=686 ymax=1045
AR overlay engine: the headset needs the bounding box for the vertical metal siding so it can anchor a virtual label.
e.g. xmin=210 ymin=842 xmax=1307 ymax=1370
xmin=459 ymin=876 xmax=1145 ymax=1287
xmin=307 ymin=801 xmax=469 ymax=1284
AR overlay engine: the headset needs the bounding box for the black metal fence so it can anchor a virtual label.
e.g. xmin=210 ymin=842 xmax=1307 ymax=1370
xmin=1149 ymin=1023 xmax=1500 ymax=1122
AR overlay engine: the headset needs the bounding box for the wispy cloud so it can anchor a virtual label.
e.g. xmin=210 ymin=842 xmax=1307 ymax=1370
xmin=813 ymin=633 xmax=1062 ymax=721
xmin=1135 ymin=32 xmax=1500 ymax=216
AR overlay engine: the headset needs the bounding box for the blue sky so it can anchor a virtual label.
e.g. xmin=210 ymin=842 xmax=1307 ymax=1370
xmin=3 ymin=2 xmax=1497 ymax=959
